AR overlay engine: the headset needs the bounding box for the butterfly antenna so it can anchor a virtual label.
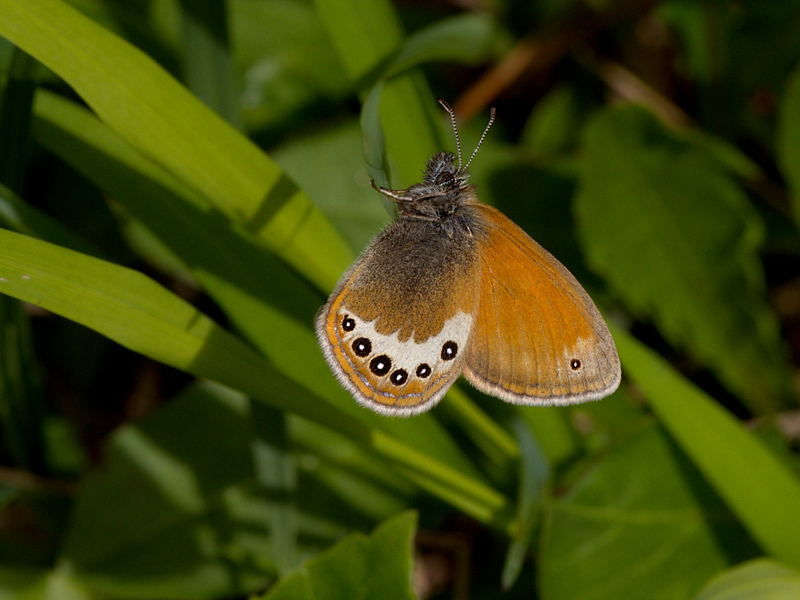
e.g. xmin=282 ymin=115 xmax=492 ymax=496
xmin=464 ymin=107 xmax=496 ymax=171
xmin=438 ymin=98 xmax=463 ymax=169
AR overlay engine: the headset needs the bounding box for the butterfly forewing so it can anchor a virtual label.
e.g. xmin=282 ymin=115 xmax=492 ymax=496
xmin=463 ymin=204 xmax=621 ymax=404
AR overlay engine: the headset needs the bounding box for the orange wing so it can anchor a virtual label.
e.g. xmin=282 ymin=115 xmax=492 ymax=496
xmin=463 ymin=203 xmax=620 ymax=404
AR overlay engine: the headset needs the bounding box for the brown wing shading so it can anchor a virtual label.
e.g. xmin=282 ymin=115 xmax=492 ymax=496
xmin=463 ymin=203 xmax=620 ymax=404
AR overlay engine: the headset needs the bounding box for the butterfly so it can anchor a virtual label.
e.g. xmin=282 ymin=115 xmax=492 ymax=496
xmin=316 ymin=100 xmax=620 ymax=416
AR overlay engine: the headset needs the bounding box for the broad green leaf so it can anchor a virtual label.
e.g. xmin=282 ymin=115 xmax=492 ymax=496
xmin=576 ymin=104 xmax=790 ymax=412
xmin=520 ymin=85 xmax=583 ymax=155
xmin=382 ymin=13 xmax=508 ymax=80
xmin=64 ymin=382 xmax=390 ymax=598
xmin=231 ymin=0 xmax=350 ymax=131
xmin=0 ymin=0 xmax=352 ymax=291
xmin=272 ymin=119 xmax=386 ymax=252
xmin=311 ymin=0 xmax=401 ymax=83
xmin=570 ymin=385 xmax=652 ymax=456
xmin=539 ymin=421 xmax=758 ymax=600
xmin=262 ymin=511 xmax=418 ymax=600
xmin=518 ymin=406 xmax=578 ymax=466
xmin=614 ymin=325 xmax=800 ymax=568
xmin=694 ymin=558 xmax=800 ymax=600
xmin=0 ymin=228 xmax=306 ymax=413
xmin=64 ymin=382 xmax=279 ymax=598
xmin=778 ymin=61 xmax=800 ymax=227
xmin=63 ymin=380 xmax=411 ymax=599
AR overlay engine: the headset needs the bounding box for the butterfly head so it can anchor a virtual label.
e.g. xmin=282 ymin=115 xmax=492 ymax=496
xmin=422 ymin=151 xmax=468 ymax=188
xmin=374 ymin=98 xmax=496 ymax=226
xmin=383 ymin=152 xmax=471 ymax=221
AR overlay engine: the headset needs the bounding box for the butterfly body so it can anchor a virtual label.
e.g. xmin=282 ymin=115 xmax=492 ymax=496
xmin=317 ymin=106 xmax=620 ymax=416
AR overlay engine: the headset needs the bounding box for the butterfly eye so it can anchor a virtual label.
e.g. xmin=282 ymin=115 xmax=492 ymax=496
xmin=441 ymin=341 xmax=458 ymax=361
xmin=435 ymin=171 xmax=454 ymax=185
xmin=570 ymin=359 xmax=582 ymax=370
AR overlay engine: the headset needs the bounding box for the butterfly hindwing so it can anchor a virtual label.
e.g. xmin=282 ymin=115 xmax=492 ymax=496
xmin=316 ymin=220 xmax=481 ymax=415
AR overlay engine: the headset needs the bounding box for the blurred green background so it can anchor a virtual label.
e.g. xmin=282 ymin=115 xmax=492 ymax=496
xmin=1 ymin=0 xmax=800 ymax=598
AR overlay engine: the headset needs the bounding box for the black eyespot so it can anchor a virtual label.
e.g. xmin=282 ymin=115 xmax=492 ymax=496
xmin=416 ymin=364 xmax=431 ymax=378
xmin=352 ymin=337 xmax=372 ymax=357
xmin=390 ymin=369 xmax=408 ymax=386
xmin=370 ymin=355 xmax=392 ymax=376
xmin=441 ymin=341 xmax=458 ymax=361
xmin=342 ymin=315 xmax=356 ymax=331
xmin=570 ymin=359 xmax=582 ymax=370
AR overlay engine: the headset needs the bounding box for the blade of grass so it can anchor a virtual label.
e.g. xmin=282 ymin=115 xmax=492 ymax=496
xmin=501 ymin=417 xmax=549 ymax=590
xmin=613 ymin=324 xmax=800 ymax=567
xmin=178 ymin=0 xmax=241 ymax=128
xmin=0 ymin=0 xmax=351 ymax=291
xmin=0 ymin=182 xmax=104 ymax=258
xmin=314 ymin=0 xmax=442 ymax=187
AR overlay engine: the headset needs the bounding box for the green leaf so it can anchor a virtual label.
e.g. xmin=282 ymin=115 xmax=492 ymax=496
xmin=501 ymin=418 xmax=549 ymax=590
xmin=694 ymin=558 xmax=800 ymax=600
xmin=272 ymin=118 xmax=386 ymax=252
xmin=0 ymin=295 xmax=46 ymax=472
xmin=232 ymin=0 xmax=350 ymax=131
xmin=520 ymin=85 xmax=582 ymax=155
xmin=0 ymin=182 xmax=104 ymax=258
xmin=0 ymin=47 xmax=36 ymax=193
xmin=0 ymin=0 xmax=352 ymax=291
xmin=360 ymin=81 xmax=391 ymax=191
xmin=576 ymin=104 xmax=790 ymax=412
xmin=539 ymin=421 xmax=758 ymax=600
xmin=0 ymin=562 xmax=93 ymax=600
xmin=614 ymin=324 xmax=800 ymax=568
xmin=262 ymin=511 xmax=418 ymax=600
xmin=0 ymin=228 xmax=294 ymax=404
xmin=314 ymin=0 xmax=441 ymax=187
xmin=778 ymin=61 xmax=800 ymax=227
xmin=311 ymin=0 xmax=402 ymax=84
xmin=382 ymin=12 xmax=508 ymax=80
xmin=64 ymin=382 xmax=279 ymax=598
xmin=63 ymin=380 xmax=413 ymax=599
xmin=179 ymin=0 xmax=240 ymax=128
